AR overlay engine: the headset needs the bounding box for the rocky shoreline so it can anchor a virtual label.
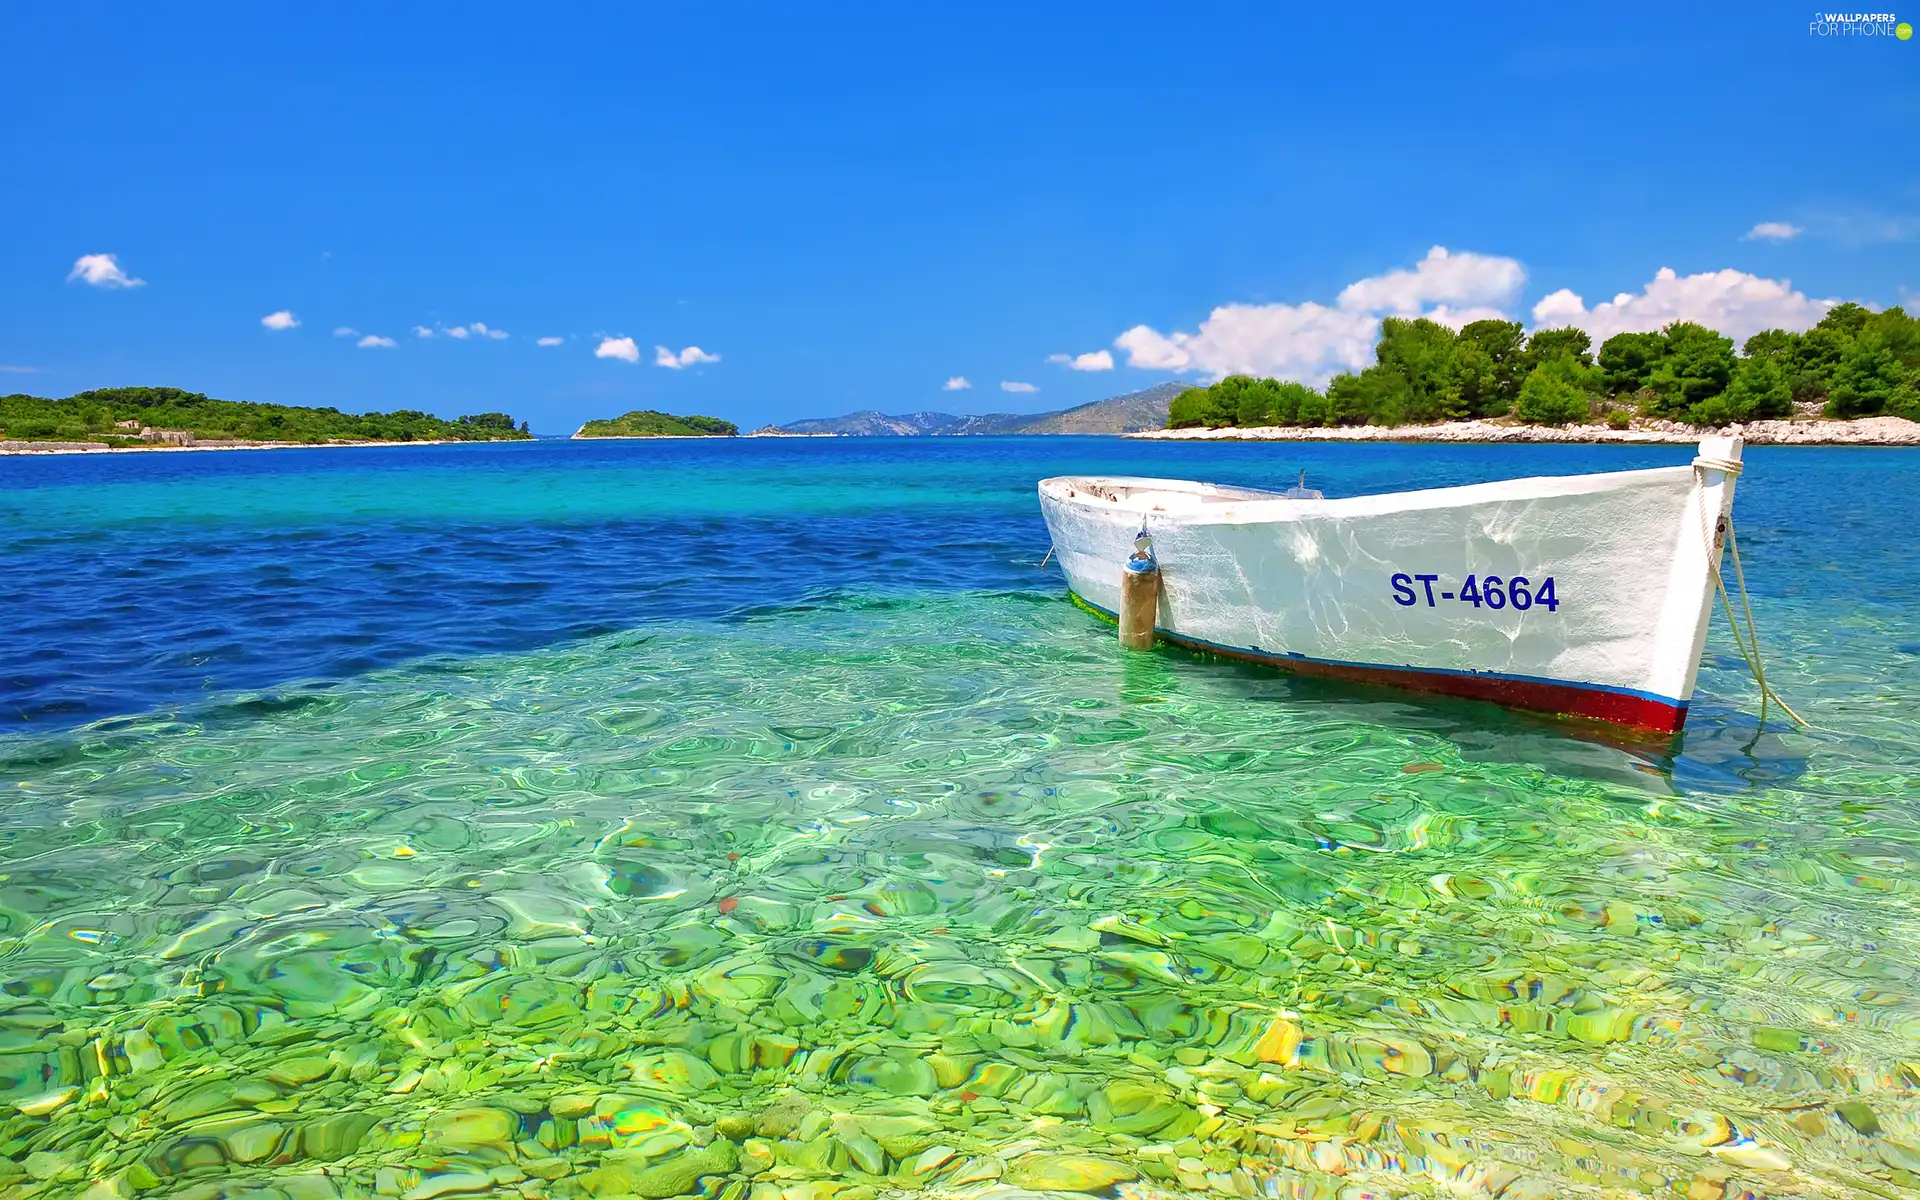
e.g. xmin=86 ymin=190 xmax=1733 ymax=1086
xmin=1129 ymin=415 xmax=1920 ymax=446
xmin=0 ymin=438 xmax=467 ymax=456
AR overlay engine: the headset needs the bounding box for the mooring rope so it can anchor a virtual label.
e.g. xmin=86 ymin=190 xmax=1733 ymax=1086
xmin=1714 ymin=516 xmax=1810 ymax=729
xmin=1695 ymin=453 xmax=1810 ymax=730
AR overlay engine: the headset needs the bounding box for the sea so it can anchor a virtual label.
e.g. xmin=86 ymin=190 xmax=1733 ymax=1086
xmin=2 ymin=436 xmax=1918 ymax=1199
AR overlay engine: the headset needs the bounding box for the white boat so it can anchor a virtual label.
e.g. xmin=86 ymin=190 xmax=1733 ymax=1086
xmin=1037 ymin=436 xmax=1744 ymax=732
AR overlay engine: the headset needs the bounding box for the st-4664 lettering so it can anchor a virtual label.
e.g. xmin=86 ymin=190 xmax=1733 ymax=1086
xmin=1390 ymin=572 xmax=1559 ymax=612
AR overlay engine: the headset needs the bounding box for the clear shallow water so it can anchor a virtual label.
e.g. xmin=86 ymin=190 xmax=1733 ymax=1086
xmin=2 ymin=437 xmax=1919 ymax=1200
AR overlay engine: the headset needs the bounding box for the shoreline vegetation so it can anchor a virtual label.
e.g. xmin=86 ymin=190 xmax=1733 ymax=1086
xmin=573 ymin=410 xmax=738 ymax=438
xmin=1156 ymin=302 xmax=1920 ymax=445
xmin=1133 ymin=413 xmax=1920 ymax=445
xmin=1 ymin=387 xmax=531 ymax=454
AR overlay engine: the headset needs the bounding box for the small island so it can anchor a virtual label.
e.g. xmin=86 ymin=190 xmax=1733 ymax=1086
xmin=573 ymin=410 xmax=739 ymax=438
xmin=1 ymin=386 xmax=533 ymax=452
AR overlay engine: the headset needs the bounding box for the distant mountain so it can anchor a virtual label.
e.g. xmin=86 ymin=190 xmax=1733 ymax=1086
xmin=755 ymin=381 xmax=1185 ymax=436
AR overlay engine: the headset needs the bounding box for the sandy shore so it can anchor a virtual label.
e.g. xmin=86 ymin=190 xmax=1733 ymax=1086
xmin=1128 ymin=415 xmax=1920 ymax=446
xmin=0 ymin=438 xmax=474 ymax=456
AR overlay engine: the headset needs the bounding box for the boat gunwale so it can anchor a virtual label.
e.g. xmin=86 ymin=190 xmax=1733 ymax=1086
xmin=1038 ymin=462 xmax=1701 ymax=524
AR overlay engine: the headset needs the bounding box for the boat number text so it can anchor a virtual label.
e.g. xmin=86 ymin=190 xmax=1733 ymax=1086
xmin=1390 ymin=573 xmax=1560 ymax=612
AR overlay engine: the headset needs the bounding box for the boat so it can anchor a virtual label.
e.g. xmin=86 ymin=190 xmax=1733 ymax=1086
xmin=1037 ymin=436 xmax=1745 ymax=733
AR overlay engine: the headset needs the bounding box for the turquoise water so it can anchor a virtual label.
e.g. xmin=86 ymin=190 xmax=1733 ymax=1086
xmin=2 ymin=438 xmax=1919 ymax=1199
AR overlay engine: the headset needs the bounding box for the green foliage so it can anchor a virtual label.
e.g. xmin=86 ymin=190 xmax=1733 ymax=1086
xmin=1454 ymin=319 xmax=1526 ymax=417
xmin=1522 ymin=327 xmax=1594 ymax=372
xmin=1372 ymin=317 xmax=1462 ymax=422
xmin=0 ymin=387 xmax=532 ymax=446
xmin=1644 ymin=323 xmax=1736 ymax=418
xmin=1712 ymin=354 xmax=1793 ymax=423
xmin=1828 ymin=337 xmax=1906 ymax=417
xmin=576 ymin=409 xmax=740 ymax=437
xmin=1597 ymin=332 xmax=1665 ymax=396
xmin=1515 ymin=355 xmax=1600 ymax=425
xmin=1818 ymin=301 xmax=1874 ymax=339
xmin=1167 ymin=387 xmax=1214 ymax=428
xmin=457 ymin=412 xmax=519 ymax=431
xmin=1155 ymin=305 xmax=1920 ymax=432
xmin=1741 ymin=329 xmax=1795 ymax=363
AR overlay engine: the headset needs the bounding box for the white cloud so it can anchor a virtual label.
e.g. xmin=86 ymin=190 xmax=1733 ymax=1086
xmin=536 ymin=336 xmax=564 ymax=347
xmin=1000 ymin=381 xmax=1038 ymax=393
xmin=472 ymin=322 xmax=508 ymax=340
xmin=942 ymin=376 xmax=972 ymax=391
xmin=260 ymin=310 xmax=299 ymax=331
xmin=1744 ymin=221 xmax=1803 ymax=242
xmin=333 ymin=326 xmax=358 ymax=338
xmin=1335 ymin=246 xmax=1525 ymax=314
xmin=357 ymin=335 xmax=397 ymax=349
xmin=1115 ymin=303 xmax=1381 ymax=384
xmin=413 ymin=325 xmax=435 ymax=339
xmin=0 ymin=364 xmax=43 ymax=374
xmin=67 ymin=253 xmax=144 ymax=289
xmin=1047 ymin=350 xmax=1114 ymax=371
xmin=445 ymin=325 xmax=471 ymax=339
xmin=1114 ymin=246 xmax=1524 ymax=385
xmin=1530 ymin=267 xmax=1838 ymax=345
xmin=655 ymin=344 xmax=720 ymax=368
xmin=596 ymin=336 xmax=641 ymax=363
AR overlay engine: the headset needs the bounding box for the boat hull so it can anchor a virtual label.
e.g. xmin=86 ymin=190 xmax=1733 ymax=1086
xmin=1038 ymin=439 xmax=1741 ymax=732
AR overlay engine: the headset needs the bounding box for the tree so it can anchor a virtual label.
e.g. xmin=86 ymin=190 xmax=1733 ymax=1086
xmin=1372 ymin=317 xmax=1460 ymax=422
xmin=1742 ymin=329 xmax=1796 ymax=364
xmin=1325 ymin=373 xmax=1374 ymax=425
xmin=1865 ymin=306 xmax=1920 ymax=371
xmin=1454 ymin=319 xmax=1526 ymax=416
xmin=1817 ymin=301 xmax=1874 ymax=340
xmin=1232 ymin=378 xmax=1287 ymax=427
xmin=1523 ymin=327 xmax=1594 ymax=374
xmin=1167 ymin=387 xmax=1214 ymax=428
xmin=458 ymin=412 xmax=518 ymax=430
xmin=1516 ymin=358 xmax=1593 ymax=425
xmin=1268 ymin=381 xmax=1319 ymax=425
xmin=1827 ymin=336 xmax=1909 ymax=417
xmin=1597 ymin=331 xmax=1666 ymax=397
xmin=1645 ymin=322 xmax=1734 ymax=416
xmin=1787 ymin=326 xmax=1848 ymax=406
xmin=1712 ymin=354 xmax=1793 ymax=423
xmin=1294 ymin=385 xmax=1335 ymax=426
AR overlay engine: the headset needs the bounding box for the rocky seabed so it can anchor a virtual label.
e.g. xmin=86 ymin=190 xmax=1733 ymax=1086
xmin=4 ymin=897 xmax=1919 ymax=1200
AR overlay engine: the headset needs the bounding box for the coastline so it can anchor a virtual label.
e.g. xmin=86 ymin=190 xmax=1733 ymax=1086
xmin=1127 ymin=415 xmax=1920 ymax=447
xmin=568 ymin=433 xmax=736 ymax=441
xmin=0 ymin=438 xmax=480 ymax=456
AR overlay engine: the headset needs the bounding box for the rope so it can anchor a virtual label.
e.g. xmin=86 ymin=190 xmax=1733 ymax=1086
xmin=1713 ymin=517 xmax=1809 ymax=728
xmin=1037 ymin=545 xmax=1055 ymax=569
xmin=1694 ymin=453 xmax=1808 ymax=730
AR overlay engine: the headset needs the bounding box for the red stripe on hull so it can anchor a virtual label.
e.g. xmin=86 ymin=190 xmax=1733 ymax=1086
xmin=1153 ymin=631 xmax=1689 ymax=733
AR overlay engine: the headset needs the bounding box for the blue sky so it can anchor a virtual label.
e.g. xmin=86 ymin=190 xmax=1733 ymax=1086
xmin=2 ymin=3 xmax=1914 ymax=432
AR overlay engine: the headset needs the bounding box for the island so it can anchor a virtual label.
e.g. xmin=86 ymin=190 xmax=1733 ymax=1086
xmin=1 ymin=386 xmax=533 ymax=452
xmin=573 ymin=410 xmax=739 ymax=438
xmin=1143 ymin=302 xmax=1920 ymax=444
xmin=751 ymin=382 xmax=1186 ymax=436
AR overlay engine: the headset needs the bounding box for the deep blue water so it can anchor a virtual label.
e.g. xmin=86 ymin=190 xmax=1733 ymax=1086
xmin=3 ymin=435 xmax=1918 ymax=732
